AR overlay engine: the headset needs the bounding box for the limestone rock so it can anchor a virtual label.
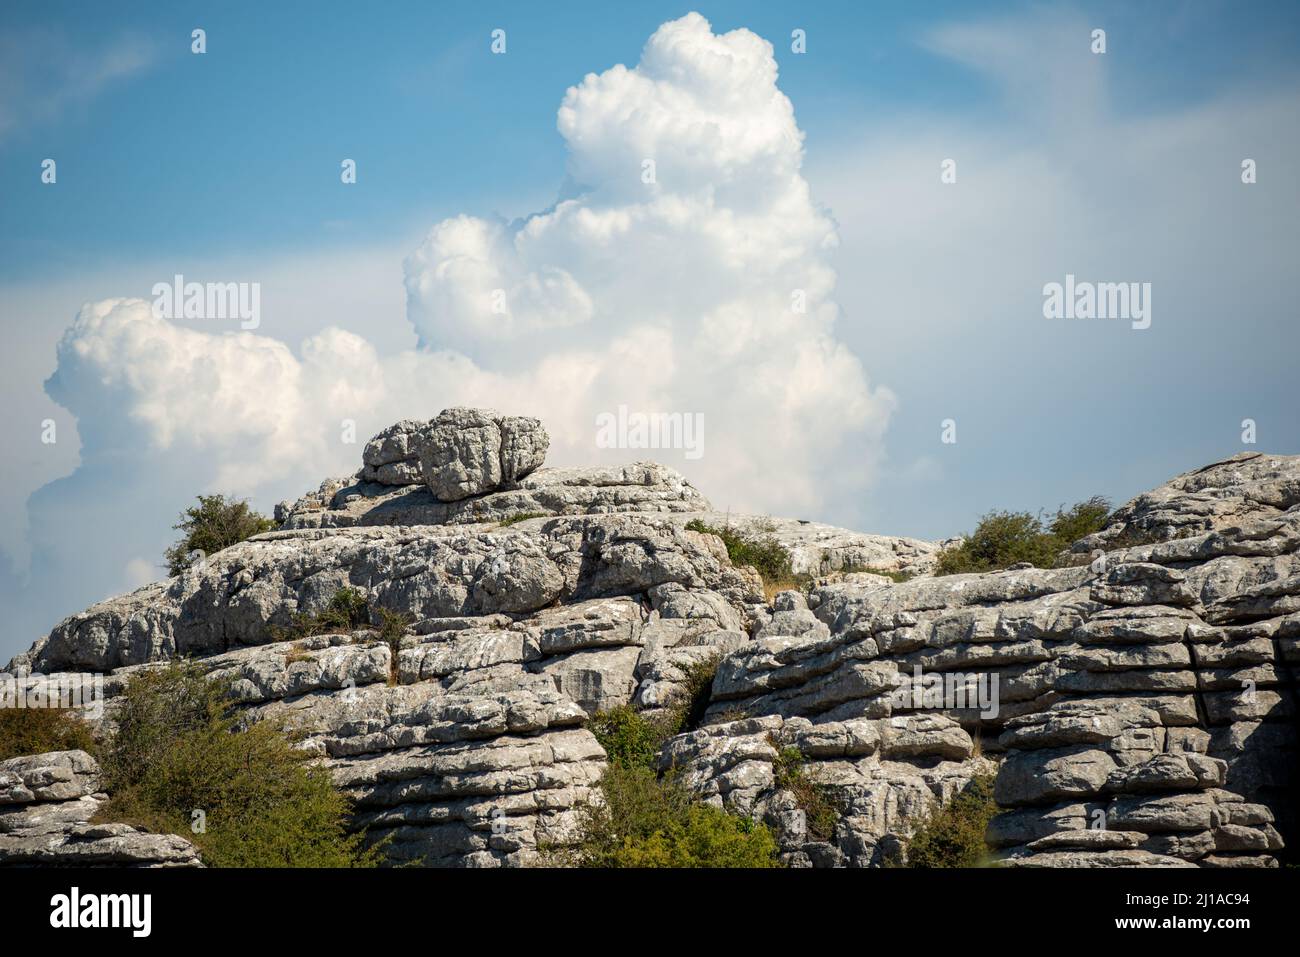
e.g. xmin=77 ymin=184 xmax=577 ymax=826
xmin=360 ymin=420 xmax=428 ymax=485
xmin=0 ymin=751 xmax=201 ymax=867
xmin=5 ymin=422 xmax=1298 ymax=869
xmin=415 ymin=408 xmax=548 ymax=502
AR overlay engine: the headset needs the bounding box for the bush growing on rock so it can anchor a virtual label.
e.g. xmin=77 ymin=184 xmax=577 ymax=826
xmin=164 ymin=494 xmax=276 ymax=576
xmin=685 ymin=519 xmax=794 ymax=585
xmin=99 ymin=662 xmax=380 ymax=868
xmin=588 ymin=706 xmax=675 ymax=772
xmin=892 ymin=774 xmax=998 ymax=868
xmin=935 ymin=497 xmax=1111 ymax=575
xmin=581 ymin=658 xmax=776 ymax=867
xmin=271 ymin=586 xmax=371 ymax=641
xmin=1047 ymin=496 xmax=1112 ymax=544
xmin=0 ymin=707 xmax=97 ymax=761
xmin=588 ymin=656 xmax=720 ymax=771
xmin=572 ymin=766 xmax=780 ymax=868
xmin=771 ymin=742 xmax=840 ymax=841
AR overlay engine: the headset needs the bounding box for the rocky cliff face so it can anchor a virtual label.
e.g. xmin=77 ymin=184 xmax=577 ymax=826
xmin=3 ymin=410 xmax=1295 ymax=868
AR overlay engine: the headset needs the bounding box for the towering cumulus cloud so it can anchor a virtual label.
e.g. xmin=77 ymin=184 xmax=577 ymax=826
xmin=13 ymin=13 xmax=891 ymax=651
xmin=403 ymin=12 xmax=893 ymax=505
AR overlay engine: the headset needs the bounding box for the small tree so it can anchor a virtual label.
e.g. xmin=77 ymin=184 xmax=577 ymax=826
xmin=164 ymin=494 xmax=275 ymax=576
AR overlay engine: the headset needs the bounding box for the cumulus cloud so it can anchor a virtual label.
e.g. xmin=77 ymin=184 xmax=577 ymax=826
xmin=403 ymin=11 xmax=892 ymax=506
xmin=44 ymin=12 xmax=892 ymax=517
xmin=4 ymin=13 xmax=894 ymax=660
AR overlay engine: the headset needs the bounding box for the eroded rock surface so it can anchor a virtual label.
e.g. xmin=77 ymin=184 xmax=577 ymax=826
xmin=0 ymin=751 xmax=201 ymax=867
xmin=3 ymin=418 xmax=1295 ymax=868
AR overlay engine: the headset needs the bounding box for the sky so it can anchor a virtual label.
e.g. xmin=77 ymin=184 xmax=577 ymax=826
xmin=2 ymin=1 xmax=1298 ymax=664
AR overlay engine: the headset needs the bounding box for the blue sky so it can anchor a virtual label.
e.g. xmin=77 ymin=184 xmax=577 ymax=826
xmin=9 ymin=1 xmax=1298 ymax=278
xmin=2 ymin=0 xmax=1299 ymax=663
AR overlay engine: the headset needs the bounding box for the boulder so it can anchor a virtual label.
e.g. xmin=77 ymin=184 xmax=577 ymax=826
xmin=416 ymin=408 xmax=548 ymax=502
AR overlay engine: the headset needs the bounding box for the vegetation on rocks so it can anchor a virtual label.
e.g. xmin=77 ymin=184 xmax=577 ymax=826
xmin=0 ymin=707 xmax=97 ymax=761
xmin=893 ymin=773 xmax=999 ymax=868
xmin=271 ymin=586 xmax=371 ymax=641
xmin=587 ymin=656 xmax=721 ymax=771
xmin=685 ymin=518 xmax=793 ymax=584
xmin=164 ymin=494 xmax=276 ymax=576
xmin=573 ymin=765 xmax=780 ymax=868
xmin=771 ymin=741 xmax=840 ymax=841
xmin=935 ymin=497 xmax=1111 ymax=575
xmin=97 ymin=662 xmax=380 ymax=868
xmin=588 ymin=706 xmax=676 ymax=773
xmin=578 ymin=655 xmax=778 ymax=867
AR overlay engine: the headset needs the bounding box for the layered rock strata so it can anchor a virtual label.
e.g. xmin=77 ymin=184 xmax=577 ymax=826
xmin=3 ymin=413 xmax=1294 ymax=868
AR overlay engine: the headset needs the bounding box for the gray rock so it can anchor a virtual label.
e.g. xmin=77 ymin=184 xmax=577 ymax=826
xmin=414 ymin=408 xmax=549 ymax=502
xmin=5 ymin=428 xmax=1299 ymax=870
xmin=360 ymin=419 xmax=430 ymax=485
xmin=0 ymin=750 xmax=99 ymax=804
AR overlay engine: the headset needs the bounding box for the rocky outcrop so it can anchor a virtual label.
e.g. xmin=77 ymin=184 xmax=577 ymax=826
xmin=359 ymin=420 xmax=427 ymax=486
xmin=17 ymin=516 xmax=761 ymax=674
xmin=3 ymin=413 xmax=1296 ymax=868
xmin=1066 ymin=451 xmax=1300 ymax=555
xmin=671 ymin=453 xmax=1295 ymax=868
xmin=357 ymin=411 xmax=550 ymax=494
xmin=416 ymin=407 xmax=549 ymax=502
xmin=0 ymin=751 xmax=201 ymax=867
xmin=279 ymin=463 xmax=714 ymax=530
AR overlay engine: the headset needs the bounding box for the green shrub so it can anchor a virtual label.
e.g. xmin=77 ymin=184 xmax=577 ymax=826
xmin=98 ymin=662 xmax=380 ymax=868
xmin=1048 ymin=496 xmax=1112 ymax=544
xmin=271 ymin=586 xmax=371 ymax=641
xmin=578 ymin=655 xmax=775 ymax=868
xmin=573 ymin=765 xmax=779 ymax=868
xmin=935 ymin=497 xmax=1112 ymax=575
xmin=685 ymin=519 xmax=792 ymax=584
xmin=895 ymin=773 xmax=998 ymax=868
xmin=0 ymin=707 xmax=97 ymax=761
xmin=588 ymin=656 xmax=719 ymax=772
xmin=771 ymin=742 xmax=840 ymax=841
xmin=101 ymin=663 xmax=229 ymax=792
xmin=589 ymin=705 xmax=675 ymax=772
xmin=164 ymin=494 xmax=276 ymax=576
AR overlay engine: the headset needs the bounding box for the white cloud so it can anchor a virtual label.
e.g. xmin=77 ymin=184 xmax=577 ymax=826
xmin=40 ymin=12 xmax=893 ymax=526
xmin=402 ymin=11 xmax=892 ymax=508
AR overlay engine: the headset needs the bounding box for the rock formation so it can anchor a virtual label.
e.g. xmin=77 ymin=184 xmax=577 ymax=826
xmin=0 ymin=750 xmax=201 ymax=866
xmin=3 ymin=411 xmax=1295 ymax=868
